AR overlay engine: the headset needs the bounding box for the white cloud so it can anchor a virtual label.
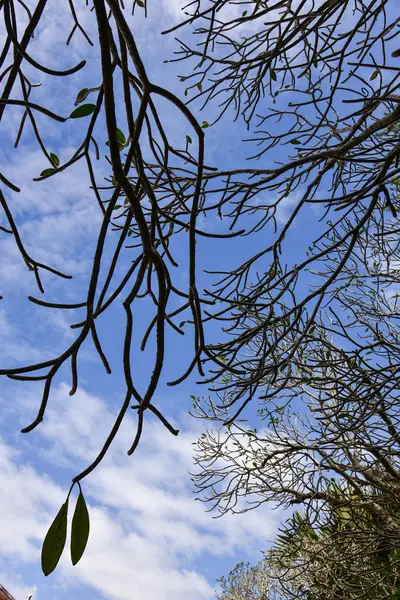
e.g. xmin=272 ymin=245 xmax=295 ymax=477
xmin=0 ymin=306 xmax=47 ymax=364
xmin=0 ymin=441 xmax=64 ymax=560
xmin=0 ymin=145 xmax=105 ymax=302
xmin=0 ymin=5 xmax=282 ymax=600
xmin=0 ymin=575 xmax=32 ymax=600
xmin=0 ymin=384 xmax=279 ymax=600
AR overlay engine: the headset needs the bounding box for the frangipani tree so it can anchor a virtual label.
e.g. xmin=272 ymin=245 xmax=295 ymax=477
xmin=2 ymin=0 xmax=400 ymax=575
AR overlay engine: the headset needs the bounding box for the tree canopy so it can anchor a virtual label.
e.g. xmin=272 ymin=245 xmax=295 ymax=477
xmin=2 ymin=0 xmax=400 ymax=581
xmin=216 ymin=489 xmax=400 ymax=599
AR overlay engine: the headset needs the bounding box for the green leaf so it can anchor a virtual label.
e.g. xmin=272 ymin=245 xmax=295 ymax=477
xmin=186 ymin=135 xmax=192 ymax=144
xmin=70 ymin=491 xmax=90 ymax=566
xmin=136 ymin=0 xmax=144 ymax=6
xmin=75 ymin=88 xmax=89 ymax=106
xmin=197 ymin=82 xmax=202 ymax=92
xmin=41 ymin=500 xmax=68 ymax=576
xmin=270 ymin=69 xmax=277 ymax=81
xmin=113 ymin=205 xmax=122 ymax=210
xmin=106 ymin=140 xmax=125 ymax=152
xmin=40 ymin=168 xmax=56 ymax=178
xmin=370 ymin=69 xmax=379 ymax=81
xmin=202 ymin=121 xmax=209 ymax=129
xmin=242 ymin=10 xmax=247 ymax=16
xmin=74 ymin=86 xmax=101 ymax=107
xmin=290 ymin=138 xmax=301 ymax=145
xmin=50 ymin=153 xmax=59 ymax=167
xmin=116 ymin=128 xmax=126 ymax=144
xmin=69 ymin=104 xmax=96 ymax=119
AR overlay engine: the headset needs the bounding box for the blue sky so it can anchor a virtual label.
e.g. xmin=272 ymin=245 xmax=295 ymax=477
xmin=0 ymin=2 xmax=285 ymax=599
xmin=4 ymin=1 xmax=393 ymax=598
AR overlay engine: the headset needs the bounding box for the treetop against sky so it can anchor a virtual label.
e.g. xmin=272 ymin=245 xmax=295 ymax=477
xmin=1 ymin=0 xmax=400 ymax=598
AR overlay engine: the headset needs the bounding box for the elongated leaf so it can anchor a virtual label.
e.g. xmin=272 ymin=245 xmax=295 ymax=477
xmin=75 ymin=88 xmax=89 ymax=106
xmin=370 ymin=69 xmax=379 ymax=81
xmin=50 ymin=153 xmax=59 ymax=167
xmin=40 ymin=168 xmax=56 ymax=178
xmin=106 ymin=140 xmax=125 ymax=152
xmin=41 ymin=500 xmax=68 ymax=576
xmin=116 ymin=128 xmax=126 ymax=144
xmin=290 ymin=138 xmax=301 ymax=145
xmin=69 ymin=104 xmax=96 ymax=119
xmin=70 ymin=491 xmax=90 ymax=566
xmin=74 ymin=86 xmax=102 ymax=107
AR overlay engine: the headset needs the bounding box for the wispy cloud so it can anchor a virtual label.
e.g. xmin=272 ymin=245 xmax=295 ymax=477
xmin=0 ymin=384 xmax=279 ymax=600
xmin=1 ymin=5 xmax=281 ymax=600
